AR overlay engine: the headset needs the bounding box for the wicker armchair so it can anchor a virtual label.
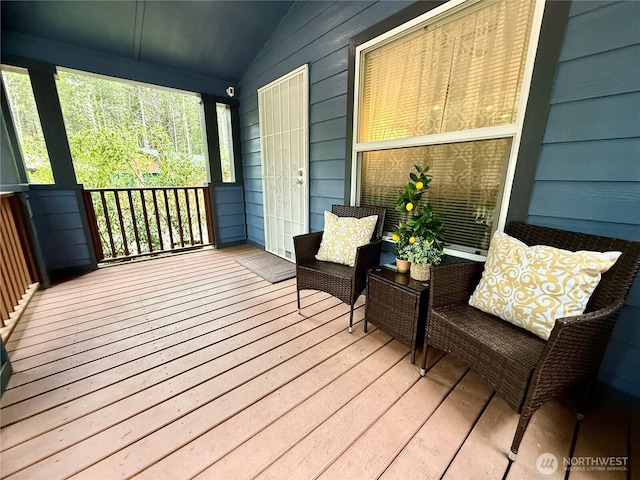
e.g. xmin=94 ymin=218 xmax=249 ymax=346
xmin=420 ymin=222 xmax=640 ymax=461
xmin=294 ymin=205 xmax=386 ymax=333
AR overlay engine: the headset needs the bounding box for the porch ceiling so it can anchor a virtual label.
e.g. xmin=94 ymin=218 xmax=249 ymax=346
xmin=0 ymin=0 xmax=294 ymax=82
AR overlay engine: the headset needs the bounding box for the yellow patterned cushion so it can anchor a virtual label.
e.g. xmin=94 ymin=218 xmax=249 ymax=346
xmin=469 ymin=231 xmax=621 ymax=340
xmin=315 ymin=211 xmax=378 ymax=267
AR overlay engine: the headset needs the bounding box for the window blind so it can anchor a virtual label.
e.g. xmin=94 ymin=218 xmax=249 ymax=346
xmin=358 ymin=0 xmax=535 ymax=143
xmin=361 ymin=138 xmax=511 ymax=254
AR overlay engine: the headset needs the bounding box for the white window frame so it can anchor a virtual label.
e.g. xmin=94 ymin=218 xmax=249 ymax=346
xmin=350 ymin=0 xmax=546 ymax=261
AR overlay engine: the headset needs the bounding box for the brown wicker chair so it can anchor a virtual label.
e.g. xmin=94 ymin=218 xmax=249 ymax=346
xmin=420 ymin=222 xmax=640 ymax=461
xmin=294 ymin=205 xmax=386 ymax=333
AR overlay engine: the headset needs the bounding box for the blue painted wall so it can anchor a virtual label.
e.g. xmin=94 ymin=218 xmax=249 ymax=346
xmin=238 ymin=1 xmax=412 ymax=246
xmin=213 ymin=184 xmax=247 ymax=247
xmin=527 ymin=1 xmax=640 ymax=396
xmin=28 ymin=186 xmax=93 ymax=275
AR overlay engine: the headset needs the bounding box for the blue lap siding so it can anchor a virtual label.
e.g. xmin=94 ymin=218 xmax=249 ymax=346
xmin=527 ymin=1 xmax=640 ymax=396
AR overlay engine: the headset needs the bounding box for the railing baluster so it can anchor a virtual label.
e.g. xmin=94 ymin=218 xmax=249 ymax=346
xmin=140 ymin=190 xmax=153 ymax=253
xmin=99 ymin=190 xmax=116 ymax=258
xmin=0 ymin=193 xmax=39 ymax=331
xmin=184 ymin=188 xmax=194 ymax=246
xmin=0 ymin=270 xmax=15 ymax=327
xmin=194 ymin=188 xmax=203 ymax=244
xmin=0 ymin=280 xmax=10 ymax=326
xmin=173 ymin=188 xmax=185 ymax=247
xmin=127 ymin=190 xmax=141 ymax=254
xmin=4 ymin=201 xmax=29 ymax=289
xmin=152 ymin=189 xmax=164 ymax=251
xmin=113 ymin=191 xmax=129 ymax=257
xmin=0 ymin=209 xmax=21 ymax=308
xmin=1 ymin=204 xmax=28 ymax=292
xmin=163 ymin=189 xmax=174 ymax=249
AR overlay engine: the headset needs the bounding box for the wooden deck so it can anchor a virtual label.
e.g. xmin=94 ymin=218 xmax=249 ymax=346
xmin=0 ymin=246 xmax=635 ymax=479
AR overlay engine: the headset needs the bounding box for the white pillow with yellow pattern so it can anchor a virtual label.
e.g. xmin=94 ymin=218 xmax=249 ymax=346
xmin=469 ymin=231 xmax=621 ymax=340
xmin=315 ymin=211 xmax=378 ymax=267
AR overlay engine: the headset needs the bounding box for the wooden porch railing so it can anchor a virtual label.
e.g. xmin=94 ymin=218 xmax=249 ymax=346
xmin=82 ymin=187 xmax=215 ymax=263
xmin=0 ymin=192 xmax=39 ymax=333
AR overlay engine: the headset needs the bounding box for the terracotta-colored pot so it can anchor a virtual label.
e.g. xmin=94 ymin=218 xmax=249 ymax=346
xmin=396 ymin=258 xmax=410 ymax=274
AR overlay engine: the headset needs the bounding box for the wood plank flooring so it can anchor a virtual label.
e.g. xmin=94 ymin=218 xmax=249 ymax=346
xmin=0 ymin=246 xmax=636 ymax=479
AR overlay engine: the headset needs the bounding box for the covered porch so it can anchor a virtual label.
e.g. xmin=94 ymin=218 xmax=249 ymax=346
xmin=1 ymin=248 xmax=634 ymax=479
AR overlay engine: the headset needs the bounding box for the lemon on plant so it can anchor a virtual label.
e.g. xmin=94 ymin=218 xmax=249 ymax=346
xmin=415 ymin=181 xmax=423 ymax=190
xmin=392 ymin=233 xmax=400 ymax=242
xmin=406 ymin=202 xmax=414 ymax=212
xmin=409 ymin=236 xmax=416 ymax=244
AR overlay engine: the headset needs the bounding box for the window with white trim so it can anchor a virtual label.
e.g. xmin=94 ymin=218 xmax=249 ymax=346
xmin=352 ymin=0 xmax=544 ymax=259
xmin=2 ymin=67 xmax=54 ymax=184
xmin=216 ymin=103 xmax=236 ymax=183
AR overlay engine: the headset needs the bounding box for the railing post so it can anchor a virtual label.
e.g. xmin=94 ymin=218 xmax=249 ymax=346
xmin=81 ymin=189 xmax=104 ymax=262
xmin=203 ymin=186 xmax=216 ymax=247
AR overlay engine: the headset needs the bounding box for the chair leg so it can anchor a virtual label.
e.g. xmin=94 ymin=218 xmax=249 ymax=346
xmin=297 ymin=289 xmax=301 ymax=314
xmin=509 ymin=412 xmax=533 ymax=461
xmin=577 ymin=380 xmax=593 ymax=421
xmin=348 ymin=305 xmax=354 ymax=333
xmin=420 ymin=345 xmax=429 ymax=376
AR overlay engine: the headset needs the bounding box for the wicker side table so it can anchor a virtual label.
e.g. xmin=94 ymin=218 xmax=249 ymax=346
xmin=365 ymin=267 xmax=430 ymax=363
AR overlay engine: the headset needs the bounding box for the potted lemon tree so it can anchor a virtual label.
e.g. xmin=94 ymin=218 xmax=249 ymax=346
xmin=392 ymin=165 xmax=445 ymax=280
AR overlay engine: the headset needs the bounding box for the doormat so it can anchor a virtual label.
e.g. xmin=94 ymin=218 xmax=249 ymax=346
xmin=236 ymin=252 xmax=296 ymax=284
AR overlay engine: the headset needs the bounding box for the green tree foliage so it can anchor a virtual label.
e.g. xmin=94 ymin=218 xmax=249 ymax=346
xmin=56 ymin=71 xmax=207 ymax=188
xmin=2 ymin=70 xmax=55 ymax=183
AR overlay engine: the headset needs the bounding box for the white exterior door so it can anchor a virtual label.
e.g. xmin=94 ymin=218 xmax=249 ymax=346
xmin=258 ymin=65 xmax=309 ymax=260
